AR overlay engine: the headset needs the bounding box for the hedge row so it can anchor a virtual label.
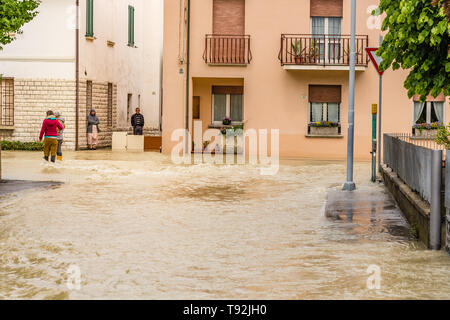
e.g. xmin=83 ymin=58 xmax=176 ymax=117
xmin=1 ymin=140 xmax=44 ymax=151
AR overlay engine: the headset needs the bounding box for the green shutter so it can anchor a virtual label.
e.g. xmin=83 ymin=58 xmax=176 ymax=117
xmin=128 ymin=5 xmax=135 ymax=46
xmin=86 ymin=0 xmax=94 ymax=37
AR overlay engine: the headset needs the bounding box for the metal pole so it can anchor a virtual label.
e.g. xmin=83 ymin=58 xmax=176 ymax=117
xmin=377 ymin=36 xmax=383 ymax=173
xmin=371 ymin=104 xmax=377 ymax=182
xmin=430 ymin=150 xmax=442 ymax=250
xmin=185 ymin=0 xmax=191 ymax=155
xmin=344 ymin=0 xmax=357 ymax=191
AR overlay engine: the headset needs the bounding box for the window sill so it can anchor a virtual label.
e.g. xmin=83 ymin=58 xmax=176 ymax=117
xmin=305 ymin=134 xmax=344 ymax=139
xmin=209 ymin=123 xmax=244 ymax=129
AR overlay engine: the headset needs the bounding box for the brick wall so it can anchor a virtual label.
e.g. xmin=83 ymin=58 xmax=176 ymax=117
xmin=0 ymin=79 xmax=118 ymax=150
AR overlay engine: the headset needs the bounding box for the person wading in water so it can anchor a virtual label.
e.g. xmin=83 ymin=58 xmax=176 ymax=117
xmin=39 ymin=110 xmax=63 ymax=163
xmin=55 ymin=111 xmax=66 ymax=161
xmin=131 ymin=108 xmax=145 ymax=135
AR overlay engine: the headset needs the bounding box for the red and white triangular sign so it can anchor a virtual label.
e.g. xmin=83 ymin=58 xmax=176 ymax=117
xmin=366 ymin=47 xmax=385 ymax=76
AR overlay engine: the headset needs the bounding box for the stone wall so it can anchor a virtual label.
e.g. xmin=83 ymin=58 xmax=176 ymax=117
xmin=0 ymin=79 xmax=118 ymax=150
xmin=0 ymin=79 xmax=77 ymax=150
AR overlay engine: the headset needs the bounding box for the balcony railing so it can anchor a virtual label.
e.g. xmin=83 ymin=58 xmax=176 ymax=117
xmin=278 ymin=34 xmax=369 ymax=67
xmin=203 ymin=34 xmax=252 ymax=65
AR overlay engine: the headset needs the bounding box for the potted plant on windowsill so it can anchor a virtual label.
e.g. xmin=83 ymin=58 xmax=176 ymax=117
xmin=309 ymin=121 xmax=339 ymax=136
xmin=222 ymin=117 xmax=232 ymax=126
xmin=291 ymin=40 xmax=306 ymax=64
xmin=413 ymin=122 xmax=443 ymax=138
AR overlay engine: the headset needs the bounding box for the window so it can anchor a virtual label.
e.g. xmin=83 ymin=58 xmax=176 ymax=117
xmin=128 ymin=5 xmax=135 ymax=46
xmin=86 ymin=80 xmax=93 ymax=119
xmin=107 ymin=83 xmax=113 ymax=127
xmin=311 ymin=17 xmax=342 ymax=61
xmin=413 ymin=102 xmax=444 ymax=125
xmin=213 ymin=0 xmax=245 ymax=35
xmin=0 ymin=78 xmax=14 ymax=126
xmin=310 ymin=102 xmax=340 ymax=122
xmin=212 ymin=86 xmax=243 ymax=125
xmin=86 ymin=0 xmax=94 ymax=37
xmin=308 ymin=84 xmax=341 ymax=126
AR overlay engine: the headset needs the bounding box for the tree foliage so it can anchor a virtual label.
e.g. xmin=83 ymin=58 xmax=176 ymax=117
xmin=0 ymin=0 xmax=40 ymax=50
xmin=374 ymin=0 xmax=449 ymax=101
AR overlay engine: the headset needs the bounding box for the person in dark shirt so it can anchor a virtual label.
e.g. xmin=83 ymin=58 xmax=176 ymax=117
xmin=131 ymin=108 xmax=145 ymax=135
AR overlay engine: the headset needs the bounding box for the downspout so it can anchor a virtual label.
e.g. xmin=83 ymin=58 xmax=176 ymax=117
xmin=75 ymin=0 xmax=80 ymax=151
xmin=185 ymin=0 xmax=191 ymax=153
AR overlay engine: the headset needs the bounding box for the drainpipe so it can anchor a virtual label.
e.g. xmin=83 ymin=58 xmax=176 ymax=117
xmin=75 ymin=0 xmax=80 ymax=151
xmin=185 ymin=0 xmax=191 ymax=154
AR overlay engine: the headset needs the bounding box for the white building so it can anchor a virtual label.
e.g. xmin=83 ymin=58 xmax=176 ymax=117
xmin=0 ymin=0 xmax=163 ymax=149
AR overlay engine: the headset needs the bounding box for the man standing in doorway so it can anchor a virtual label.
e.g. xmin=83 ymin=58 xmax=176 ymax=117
xmin=131 ymin=108 xmax=145 ymax=135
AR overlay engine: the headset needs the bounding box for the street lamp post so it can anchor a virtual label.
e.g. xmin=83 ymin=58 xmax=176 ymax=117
xmin=343 ymin=0 xmax=357 ymax=191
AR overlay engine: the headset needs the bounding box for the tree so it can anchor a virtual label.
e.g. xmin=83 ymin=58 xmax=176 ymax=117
xmin=432 ymin=0 xmax=449 ymax=21
xmin=0 ymin=0 xmax=41 ymax=50
xmin=374 ymin=0 xmax=449 ymax=101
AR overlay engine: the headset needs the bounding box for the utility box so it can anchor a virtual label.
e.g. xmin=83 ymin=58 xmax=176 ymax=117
xmin=112 ymin=132 xmax=127 ymax=151
xmin=127 ymin=135 xmax=144 ymax=152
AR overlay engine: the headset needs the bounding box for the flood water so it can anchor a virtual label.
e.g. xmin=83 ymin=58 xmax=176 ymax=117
xmin=1 ymin=151 xmax=449 ymax=300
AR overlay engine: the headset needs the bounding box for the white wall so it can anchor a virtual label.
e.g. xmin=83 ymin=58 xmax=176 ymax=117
xmin=0 ymin=0 xmax=76 ymax=79
xmin=79 ymin=0 xmax=163 ymax=129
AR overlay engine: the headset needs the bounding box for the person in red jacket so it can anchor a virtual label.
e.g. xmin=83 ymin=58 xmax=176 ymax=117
xmin=39 ymin=110 xmax=63 ymax=163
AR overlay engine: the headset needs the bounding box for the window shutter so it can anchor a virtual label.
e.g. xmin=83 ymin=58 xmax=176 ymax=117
xmin=310 ymin=0 xmax=343 ymax=17
xmin=213 ymin=0 xmax=245 ymax=35
xmin=86 ymin=0 xmax=94 ymax=37
xmin=128 ymin=5 xmax=135 ymax=46
xmin=212 ymin=86 xmax=244 ymax=95
xmin=309 ymin=85 xmax=341 ymax=103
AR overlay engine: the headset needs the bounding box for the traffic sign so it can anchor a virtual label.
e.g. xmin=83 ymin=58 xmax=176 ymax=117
xmin=366 ymin=47 xmax=385 ymax=76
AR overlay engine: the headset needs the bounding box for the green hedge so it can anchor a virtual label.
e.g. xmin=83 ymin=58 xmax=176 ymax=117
xmin=1 ymin=140 xmax=44 ymax=151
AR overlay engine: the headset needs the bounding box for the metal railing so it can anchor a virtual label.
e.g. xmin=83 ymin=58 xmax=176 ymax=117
xmin=384 ymin=133 xmax=444 ymax=250
xmin=203 ymin=34 xmax=252 ymax=65
xmin=389 ymin=133 xmax=446 ymax=157
xmin=278 ymin=34 xmax=369 ymax=67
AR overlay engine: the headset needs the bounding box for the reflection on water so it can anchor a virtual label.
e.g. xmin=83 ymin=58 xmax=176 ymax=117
xmin=0 ymin=151 xmax=449 ymax=300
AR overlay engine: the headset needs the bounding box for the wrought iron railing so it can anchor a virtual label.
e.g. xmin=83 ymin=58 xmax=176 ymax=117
xmin=278 ymin=34 xmax=369 ymax=67
xmin=203 ymin=35 xmax=252 ymax=65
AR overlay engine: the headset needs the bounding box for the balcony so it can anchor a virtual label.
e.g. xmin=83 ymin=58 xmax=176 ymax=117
xmin=203 ymin=35 xmax=252 ymax=66
xmin=278 ymin=34 xmax=369 ymax=71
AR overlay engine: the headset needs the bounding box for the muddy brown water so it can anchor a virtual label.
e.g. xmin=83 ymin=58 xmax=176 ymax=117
xmin=0 ymin=151 xmax=449 ymax=299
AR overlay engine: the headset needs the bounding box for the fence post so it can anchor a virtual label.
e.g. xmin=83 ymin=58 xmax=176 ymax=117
xmin=430 ymin=149 xmax=442 ymax=250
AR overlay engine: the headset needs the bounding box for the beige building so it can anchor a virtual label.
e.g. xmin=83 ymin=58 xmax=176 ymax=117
xmin=0 ymin=0 xmax=163 ymax=150
xmin=162 ymin=0 xmax=449 ymax=160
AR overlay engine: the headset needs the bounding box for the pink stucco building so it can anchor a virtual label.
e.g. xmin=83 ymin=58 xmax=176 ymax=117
xmin=162 ymin=0 xmax=449 ymax=160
